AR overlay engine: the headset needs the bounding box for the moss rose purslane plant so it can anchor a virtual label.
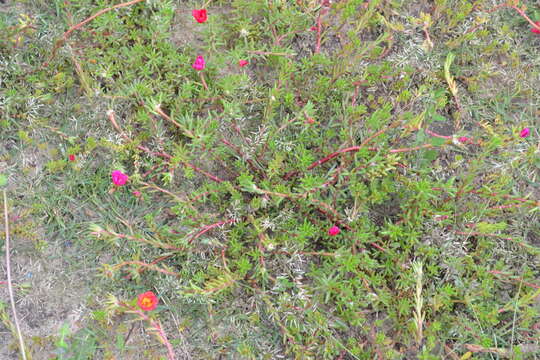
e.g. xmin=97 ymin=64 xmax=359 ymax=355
xmin=14 ymin=0 xmax=536 ymax=358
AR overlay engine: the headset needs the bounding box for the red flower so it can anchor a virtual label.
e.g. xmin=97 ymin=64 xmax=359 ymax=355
xmin=137 ymin=291 xmax=158 ymax=311
xmin=192 ymin=9 xmax=207 ymax=23
xmin=111 ymin=170 xmax=129 ymax=186
xmin=192 ymin=55 xmax=205 ymax=71
xmin=238 ymin=60 xmax=249 ymax=67
xmin=68 ymin=154 xmax=76 ymax=162
xmin=531 ymin=21 xmax=540 ymax=34
xmin=328 ymin=225 xmax=340 ymax=236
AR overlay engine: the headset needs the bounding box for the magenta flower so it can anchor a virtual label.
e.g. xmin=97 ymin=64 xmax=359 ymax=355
xmin=328 ymin=225 xmax=340 ymax=236
xmin=133 ymin=190 xmax=142 ymax=197
xmin=531 ymin=21 xmax=540 ymax=34
xmin=519 ymin=127 xmax=530 ymax=138
xmin=111 ymin=170 xmax=128 ymax=186
xmin=192 ymin=55 xmax=205 ymax=71
xmin=458 ymin=136 xmax=472 ymax=144
xmin=192 ymin=9 xmax=207 ymax=24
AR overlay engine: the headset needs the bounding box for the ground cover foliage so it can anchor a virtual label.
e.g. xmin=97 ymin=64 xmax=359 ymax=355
xmin=0 ymin=0 xmax=539 ymax=358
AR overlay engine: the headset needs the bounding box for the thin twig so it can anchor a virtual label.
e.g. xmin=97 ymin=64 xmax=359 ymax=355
xmin=47 ymin=0 xmax=146 ymax=65
xmin=3 ymin=190 xmax=27 ymax=360
xmin=63 ymin=0 xmax=146 ymax=40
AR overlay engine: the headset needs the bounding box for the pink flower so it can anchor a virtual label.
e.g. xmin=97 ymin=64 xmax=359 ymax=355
xmin=531 ymin=21 xmax=540 ymax=34
xmin=192 ymin=9 xmax=207 ymax=24
xmin=309 ymin=26 xmax=317 ymax=31
xmin=328 ymin=225 xmax=340 ymax=236
xmin=238 ymin=60 xmax=249 ymax=67
xmin=433 ymin=214 xmax=449 ymax=221
xmin=133 ymin=190 xmax=142 ymax=197
xmin=111 ymin=170 xmax=128 ymax=186
xmin=192 ymin=55 xmax=205 ymax=71
xmin=458 ymin=136 xmax=472 ymax=144
xmin=519 ymin=127 xmax=530 ymax=138
xmin=68 ymin=154 xmax=76 ymax=162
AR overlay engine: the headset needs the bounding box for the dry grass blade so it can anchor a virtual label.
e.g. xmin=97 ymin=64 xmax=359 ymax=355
xmin=3 ymin=189 xmax=28 ymax=360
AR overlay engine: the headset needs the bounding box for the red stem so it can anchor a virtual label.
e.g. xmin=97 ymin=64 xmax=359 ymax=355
xmin=314 ymin=11 xmax=323 ymax=53
xmin=199 ymin=72 xmax=209 ymax=91
xmin=107 ymin=110 xmax=224 ymax=183
xmin=389 ymin=143 xmax=434 ymax=153
xmin=509 ymin=5 xmax=540 ymax=30
xmin=221 ymin=138 xmax=264 ymax=178
xmin=485 ymin=3 xmax=540 ymax=30
xmin=62 ymin=0 xmax=146 ymax=40
xmin=120 ymin=302 xmax=176 ymax=360
xmin=307 ymin=142 xmax=434 ymax=170
xmin=425 ymin=129 xmax=452 ymax=139
xmin=314 ymin=2 xmax=329 ymax=54
xmin=123 ymin=255 xmax=174 ymax=280
xmin=188 ymin=219 xmax=235 ymax=244
xmin=308 ymin=146 xmax=360 ymax=170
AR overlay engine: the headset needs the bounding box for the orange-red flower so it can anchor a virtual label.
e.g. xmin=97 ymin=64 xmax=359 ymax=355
xmin=137 ymin=291 xmax=158 ymax=311
xmin=192 ymin=9 xmax=207 ymax=23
